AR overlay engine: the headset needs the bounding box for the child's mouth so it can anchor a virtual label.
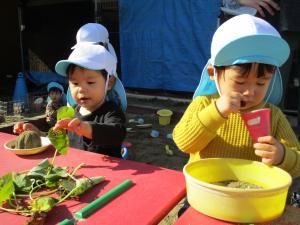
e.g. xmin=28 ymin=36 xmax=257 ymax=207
xmin=79 ymin=97 xmax=89 ymax=103
xmin=240 ymin=101 xmax=246 ymax=107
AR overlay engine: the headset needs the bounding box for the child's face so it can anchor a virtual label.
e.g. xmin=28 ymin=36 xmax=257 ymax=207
xmin=49 ymin=89 xmax=62 ymax=102
xmin=68 ymin=67 xmax=107 ymax=112
xmin=217 ymin=63 xmax=274 ymax=109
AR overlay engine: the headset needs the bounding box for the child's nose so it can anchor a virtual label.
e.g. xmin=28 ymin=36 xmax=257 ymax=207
xmin=77 ymin=85 xmax=87 ymax=93
xmin=243 ymin=86 xmax=255 ymax=96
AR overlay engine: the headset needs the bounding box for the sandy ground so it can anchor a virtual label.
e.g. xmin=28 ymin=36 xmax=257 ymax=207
xmin=125 ymin=112 xmax=188 ymax=170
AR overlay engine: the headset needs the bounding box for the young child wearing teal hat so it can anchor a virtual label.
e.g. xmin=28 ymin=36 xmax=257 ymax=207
xmin=173 ymin=14 xmax=300 ymax=214
xmin=14 ymin=82 xmax=67 ymax=134
xmin=46 ymin=82 xmax=67 ymax=127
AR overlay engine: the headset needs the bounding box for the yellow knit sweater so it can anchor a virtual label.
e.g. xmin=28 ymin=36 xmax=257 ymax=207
xmin=173 ymin=94 xmax=300 ymax=178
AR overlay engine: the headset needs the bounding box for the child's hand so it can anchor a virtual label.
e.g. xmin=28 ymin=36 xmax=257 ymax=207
xmin=216 ymin=92 xmax=247 ymax=117
xmin=53 ymin=118 xmax=92 ymax=139
xmin=13 ymin=122 xmax=41 ymax=135
xmin=13 ymin=122 xmax=24 ymax=134
xmin=253 ymin=136 xmax=285 ymax=165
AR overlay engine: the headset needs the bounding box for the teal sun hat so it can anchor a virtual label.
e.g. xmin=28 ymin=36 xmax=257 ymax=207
xmin=47 ymin=81 xmax=64 ymax=93
xmin=55 ymin=43 xmax=127 ymax=112
xmin=47 ymin=82 xmax=66 ymax=103
xmin=193 ymin=14 xmax=290 ymax=105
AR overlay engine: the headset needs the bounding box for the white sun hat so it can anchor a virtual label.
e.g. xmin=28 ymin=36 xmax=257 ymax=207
xmin=194 ymin=14 xmax=290 ymax=105
xmin=71 ymin=23 xmax=117 ymax=66
xmin=71 ymin=23 xmax=109 ymax=49
xmin=55 ymin=43 xmax=127 ymax=111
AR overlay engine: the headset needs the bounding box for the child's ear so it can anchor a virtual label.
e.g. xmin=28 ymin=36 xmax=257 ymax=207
xmin=207 ymin=65 xmax=215 ymax=80
xmin=107 ymin=76 xmax=116 ymax=90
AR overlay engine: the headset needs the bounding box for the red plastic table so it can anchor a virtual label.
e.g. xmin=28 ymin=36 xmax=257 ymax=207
xmin=0 ymin=132 xmax=186 ymax=225
xmin=174 ymin=202 xmax=300 ymax=225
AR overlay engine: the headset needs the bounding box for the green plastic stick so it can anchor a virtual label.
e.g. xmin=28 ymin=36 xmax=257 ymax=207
xmin=57 ymin=218 xmax=76 ymax=225
xmin=75 ymin=179 xmax=133 ymax=219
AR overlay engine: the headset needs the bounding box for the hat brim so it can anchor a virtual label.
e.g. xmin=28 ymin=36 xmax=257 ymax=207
xmin=193 ymin=61 xmax=283 ymax=105
xmin=66 ymin=87 xmax=76 ymax=107
xmin=55 ymin=59 xmax=109 ymax=77
xmin=47 ymin=82 xmax=64 ymax=92
xmin=112 ymin=77 xmax=127 ymax=112
xmin=214 ymin=35 xmax=290 ymax=67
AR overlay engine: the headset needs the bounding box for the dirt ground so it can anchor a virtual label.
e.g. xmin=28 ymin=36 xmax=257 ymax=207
xmin=125 ymin=96 xmax=189 ymax=169
xmin=125 ymin=113 xmax=188 ymax=170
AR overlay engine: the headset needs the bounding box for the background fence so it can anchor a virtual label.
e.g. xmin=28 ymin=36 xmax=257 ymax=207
xmin=0 ymin=93 xmax=47 ymax=124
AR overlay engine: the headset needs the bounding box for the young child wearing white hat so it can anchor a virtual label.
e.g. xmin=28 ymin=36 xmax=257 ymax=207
xmin=53 ymin=43 xmax=126 ymax=158
xmin=174 ymin=14 xmax=300 ymax=215
xmin=14 ymin=44 xmax=126 ymax=158
xmin=67 ymin=23 xmax=125 ymax=112
xmin=174 ymin=14 xmax=300 ymax=177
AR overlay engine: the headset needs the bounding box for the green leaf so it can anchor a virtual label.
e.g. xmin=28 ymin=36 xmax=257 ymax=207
xmin=27 ymin=159 xmax=51 ymax=178
xmin=59 ymin=176 xmax=105 ymax=197
xmin=45 ymin=180 xmax=58 ymax=188
xmin=73 ymin=177 xmax=105 ymax=196
xmin=57 ymin=106 xmax=75 ymax=120
xmin=30 ymin=196 xmax=58 ymax=212
xmin=51 ymin=167 xmax=69 ymax=178
xmin=44 ymin=166 xmax=69 ymax=184
xmin=60 ymin=177 xmax=105 ymax=197
xmin=59 ymin=179 xmax=76 ymax=194
xmin=13 ymin=173 xmax=34 ymax=193
xmin=48 ymin=128 xmax=69 ymax=155
xmin=48 ymin=106 xmax=74 ymax=155
xmin=0 ymin=173 xmax=15 ymax=205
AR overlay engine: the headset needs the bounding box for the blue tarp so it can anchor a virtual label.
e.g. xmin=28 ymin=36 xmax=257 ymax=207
xmin=26 ymin=71 xmax=68 ymax=86
xmin=119 ymin=0 xmax=220 ymax=92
